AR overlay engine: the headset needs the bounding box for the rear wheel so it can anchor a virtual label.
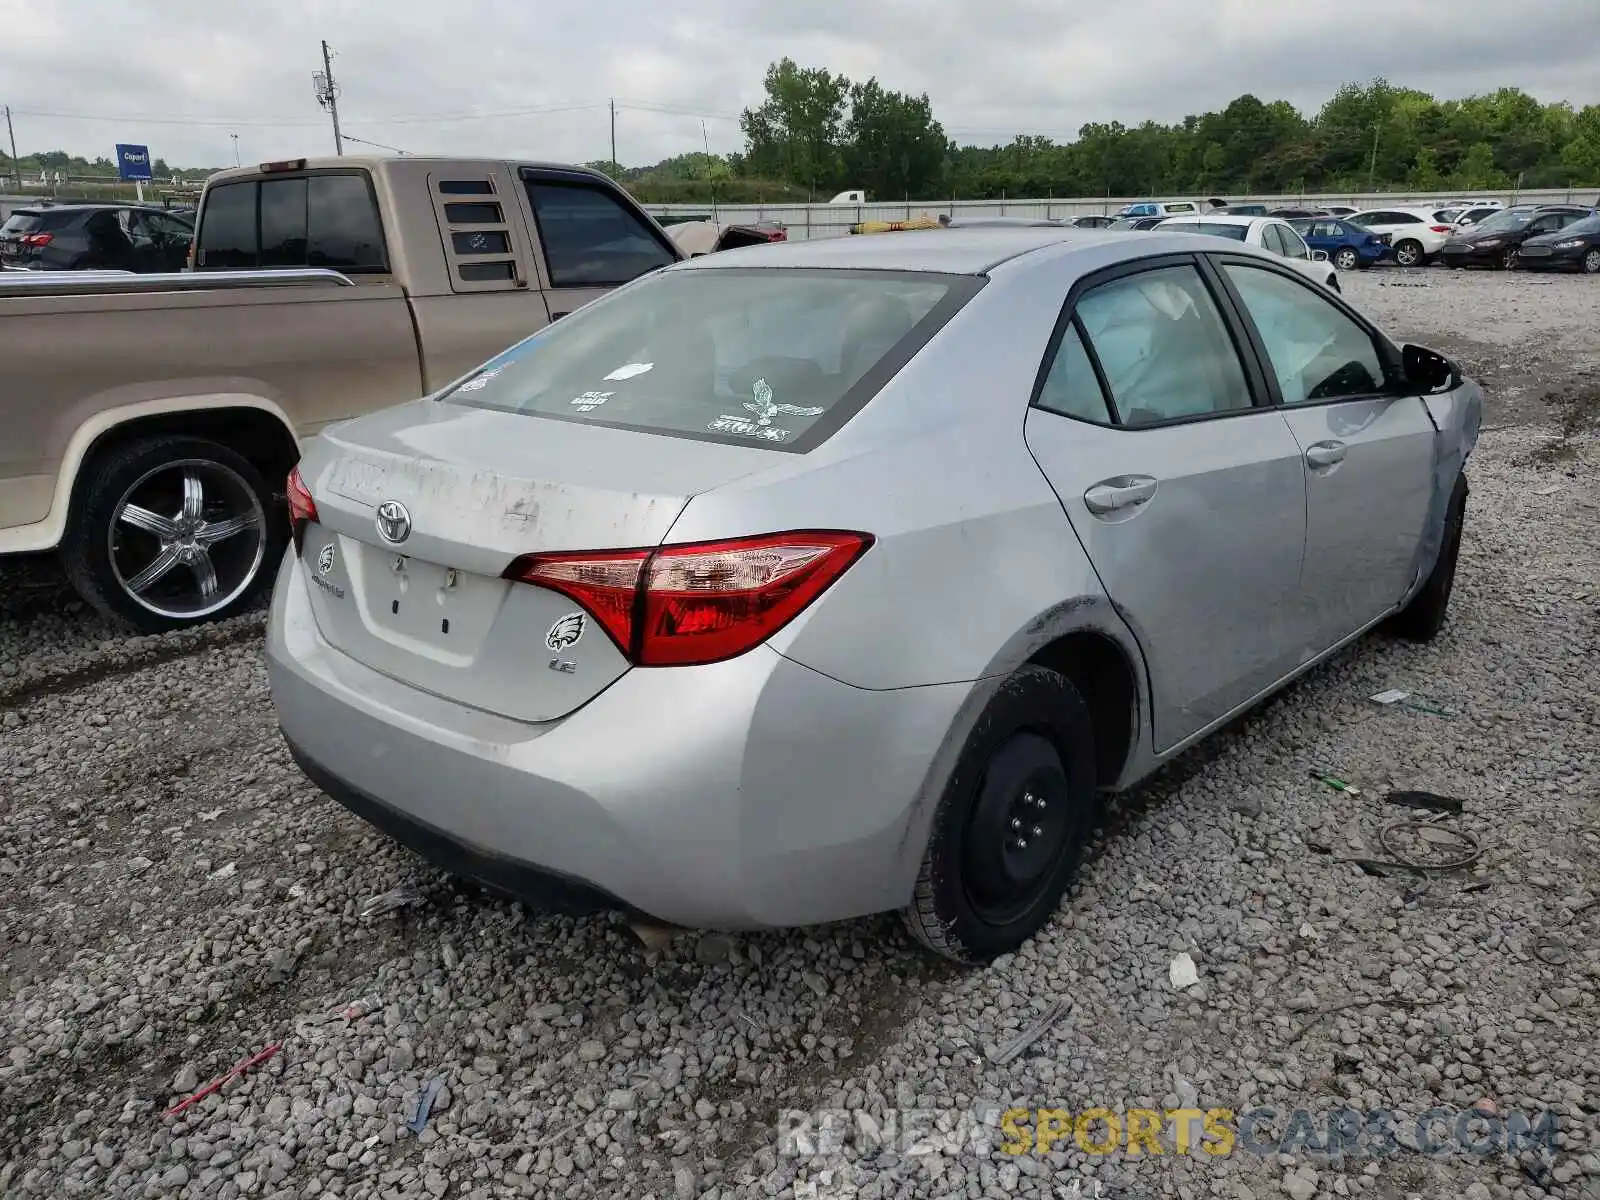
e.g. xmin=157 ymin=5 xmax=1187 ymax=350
xmin=1387 ymin=475 xmax=1467 ymax=643
xmin=902 ymin=666 xmax=1098 ymax=963
xmin=1583 ymin=249 xmax=1600 ymax=275
xmin=1394 ymin=239 xmax=1425 ymax=268
xmin=1334 ymin=246 xmax=1360 ymax=270
xmin=61 ymin=435 xmax=284 ymax=633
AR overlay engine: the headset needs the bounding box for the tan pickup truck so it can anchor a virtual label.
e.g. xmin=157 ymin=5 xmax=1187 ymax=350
xmin=0 ymin=156 xmax=683 ymax=630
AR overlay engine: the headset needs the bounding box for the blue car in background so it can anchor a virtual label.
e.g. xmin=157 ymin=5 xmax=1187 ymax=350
xmin=1290 ymin=217 xmax=1391 ymax=270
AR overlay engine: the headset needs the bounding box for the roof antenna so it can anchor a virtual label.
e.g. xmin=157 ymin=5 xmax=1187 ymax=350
xmin=702 ymin=120 xmax=719 ymax=225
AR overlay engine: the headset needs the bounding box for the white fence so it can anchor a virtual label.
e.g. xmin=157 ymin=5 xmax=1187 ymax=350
xmin=645 ymin=187 xmax=1600 ymax=240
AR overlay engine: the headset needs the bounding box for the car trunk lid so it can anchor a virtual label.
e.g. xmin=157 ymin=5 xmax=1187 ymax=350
xmin=297 ymin=399 xmax=771 ymax=722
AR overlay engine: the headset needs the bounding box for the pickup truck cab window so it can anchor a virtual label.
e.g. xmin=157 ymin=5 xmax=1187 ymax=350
xmin=197 ymin=172 xmax=388 ymax=272
xmin=523 ymin=180 xmax=677 ymax=287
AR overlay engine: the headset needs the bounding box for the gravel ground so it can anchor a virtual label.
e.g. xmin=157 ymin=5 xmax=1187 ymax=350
xmin=2 ymin=268 xmax=1598 ymax=1200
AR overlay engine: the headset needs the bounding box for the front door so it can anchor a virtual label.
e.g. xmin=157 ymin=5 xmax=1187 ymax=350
xmin=1023 ymin=258 xmax=1308 ymax=751
xmin=1216 ymin=259 xmax=1438 ymax=646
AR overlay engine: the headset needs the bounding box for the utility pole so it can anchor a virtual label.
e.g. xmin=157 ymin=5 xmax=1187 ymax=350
xmin=4 ymin=105 xmax=18 ymax=191
xmin=609 ymin=98 xmax=617 ymax=174
xmin=1367 ymin=122 xmax=1381 ymax=193
xmin=231 ymin=133 xmax=240 ymax=167
xmin=314 ymin=40 xmax=344 ymax=156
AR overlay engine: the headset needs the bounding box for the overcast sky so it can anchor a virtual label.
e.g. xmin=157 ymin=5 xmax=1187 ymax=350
xmin=4 ymin=0 xmax=1599 ymax=171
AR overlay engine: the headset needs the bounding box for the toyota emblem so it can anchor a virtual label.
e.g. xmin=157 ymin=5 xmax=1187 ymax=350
xmin=375 ymin=500 xmax=412 ymax=544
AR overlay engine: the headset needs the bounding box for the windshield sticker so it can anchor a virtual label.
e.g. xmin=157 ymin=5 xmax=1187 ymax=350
xmin=603 ymin=362 xmax=654 ymax=381
xmin=743 ymin=377 xmax=824 ymax=426
xmin=709 ymin=378 xmax=825 ymax=444
xmin=708 ymin=416 xmax=795 ymax=442
xmin=455 ymin=365 xmax=505 ymax=394
xmin=571 ymin=390 xmax=613 ymax=412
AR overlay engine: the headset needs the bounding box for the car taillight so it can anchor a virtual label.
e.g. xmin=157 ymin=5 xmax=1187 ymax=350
xmin=287 ymin=466 xmax=318 ymax=545
xmin=21 ymin=233 xmax=52 ymax=247
xmin=1429 ymin=225 xmax=1451 ymax=233
xmin=504 ymin=531 xmax=873 ymax=667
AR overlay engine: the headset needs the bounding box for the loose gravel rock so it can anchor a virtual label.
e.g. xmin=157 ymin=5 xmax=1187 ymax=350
xmin=2 ymin=268 xmax=1597 ymax=1199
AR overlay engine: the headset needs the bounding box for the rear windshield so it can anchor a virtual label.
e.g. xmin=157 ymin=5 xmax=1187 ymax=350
xmin=1 ymin=213 xmax=44 ymax=234
xmin=443 ymin=267 xmax=977 ymax=452
xmin=1160 ymin=221 xmax=1249 ymax=241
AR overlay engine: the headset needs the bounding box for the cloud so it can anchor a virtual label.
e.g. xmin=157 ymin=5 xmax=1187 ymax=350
xmin=2 ymin=0 xmax=1596 ymax=171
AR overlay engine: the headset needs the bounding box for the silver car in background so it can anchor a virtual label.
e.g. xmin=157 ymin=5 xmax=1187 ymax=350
xmin=267 ymin=228 xmax=1481 ymax=962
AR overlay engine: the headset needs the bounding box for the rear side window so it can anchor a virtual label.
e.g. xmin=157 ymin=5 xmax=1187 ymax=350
xmin=1036 ymin=322 xmax=1113 ymax=424
xmin=524 ymin=180 xmax=676 ymax=287
xmin=196 ymin=173 xmax=387 ymax=271
xmin=442 ymin=267 xmax=975 ymax=452
xmin=1073 ymin=265 xmax=1252 ymax=427
xmin=196 ymin=183 xmax=256 ymax=268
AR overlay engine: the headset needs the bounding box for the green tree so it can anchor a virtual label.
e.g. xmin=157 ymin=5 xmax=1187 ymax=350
xmin=841 ymin=78 xmax=947 ymax=199
xmin=739 ymin=58 xmax=850 ymax=196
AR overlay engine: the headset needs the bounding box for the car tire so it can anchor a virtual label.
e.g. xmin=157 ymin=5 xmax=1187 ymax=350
xmin=1334 ymin=247 xmax=1360 ymax=270
xmin=1394 ymin=239 xmax=1425 ymax=268
xmin=1327 ymin=273 xmax=1341 ymax=292
xmin=61 ymin=435 xmax=285 ymax=634
xmin=1387 ymin=474 xmax=1467 ymax=644
xmin=901 ymin=665 xmax=1098 ymax=963
xmin=1583 ymin=249 xmax=1600 ymax=275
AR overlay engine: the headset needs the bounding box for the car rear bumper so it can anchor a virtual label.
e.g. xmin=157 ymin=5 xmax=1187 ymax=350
xmin=266 ymin=550 xmax=973 ymax=930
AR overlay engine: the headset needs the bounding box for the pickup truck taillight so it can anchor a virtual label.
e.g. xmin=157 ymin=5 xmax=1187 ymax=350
xmin=287 ymin=467 xmax=318 ymax=547
xmin=503 ymin=531 xmax=873 ymax=667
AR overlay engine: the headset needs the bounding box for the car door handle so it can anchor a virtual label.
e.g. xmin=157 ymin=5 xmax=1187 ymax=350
xmin=1083 ymin=475 xmax=1158 ymax=515
xmin=1304 ymin=440 xmax=1347 ymax=468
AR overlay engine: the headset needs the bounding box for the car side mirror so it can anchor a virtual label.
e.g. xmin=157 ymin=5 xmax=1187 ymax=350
xmin=1402 ymin=343 xmax=1459 ymax=393
xmin=1311 ymin=250 xmax=1329 ymax=262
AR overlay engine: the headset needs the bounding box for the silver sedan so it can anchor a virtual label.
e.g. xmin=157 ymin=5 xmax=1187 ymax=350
xmin=267 ymin=227 xmax=1481 ymax=962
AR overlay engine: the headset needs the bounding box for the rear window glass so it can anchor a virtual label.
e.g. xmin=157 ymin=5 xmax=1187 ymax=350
xmin=1 ymin=213 xmax=44 ymax=234
xmin=1161 ymin=221 xmax=1248 ymax=241
xmin=195 ymin=173 xmax=387 ymax=272
xmin=443 ymin=267 xmax=977 ymax=452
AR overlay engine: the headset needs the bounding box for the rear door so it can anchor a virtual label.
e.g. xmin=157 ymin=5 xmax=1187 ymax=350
xmin=1214 ymin=257 xmax=1436 ymax=644
xmin=1022 ymin=255 xmax=1309 ymax=750
xmin=515 ymin=168 xmax=679 ymax=321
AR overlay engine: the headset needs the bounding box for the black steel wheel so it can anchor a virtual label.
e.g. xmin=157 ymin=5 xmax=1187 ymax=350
xmin=903 ymin=665 xmax=1099 ymax=962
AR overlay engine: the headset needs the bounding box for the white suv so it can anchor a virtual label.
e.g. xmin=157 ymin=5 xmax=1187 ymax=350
xmin=1346 ymin=207 xmax=1454 ymax=267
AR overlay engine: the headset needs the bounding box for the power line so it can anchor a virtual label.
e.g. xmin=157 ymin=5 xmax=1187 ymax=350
xmin=342 ymin=132 xmax=411 ymax=155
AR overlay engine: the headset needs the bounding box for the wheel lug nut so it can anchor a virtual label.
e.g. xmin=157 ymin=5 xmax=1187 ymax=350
xmin=1015 ymin=838 xmax=1029 ymax=851
xmin=1010 ymin=818 xmax=1023 ymax=831
xmin=1032 ymin=825 xmax=1043 ymax=838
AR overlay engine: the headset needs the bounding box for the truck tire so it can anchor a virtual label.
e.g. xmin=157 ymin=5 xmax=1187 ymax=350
xmin=61 ymin=435 xmax=285 ymax=633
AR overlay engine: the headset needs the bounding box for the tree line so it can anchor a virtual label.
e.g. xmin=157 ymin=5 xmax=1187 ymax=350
xmin=611 ymin=64 xmax=1600 ymax=204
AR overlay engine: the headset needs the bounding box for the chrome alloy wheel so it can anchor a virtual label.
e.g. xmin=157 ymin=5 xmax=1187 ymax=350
xmin=107 ymin=459 xmax=267 ymax=619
